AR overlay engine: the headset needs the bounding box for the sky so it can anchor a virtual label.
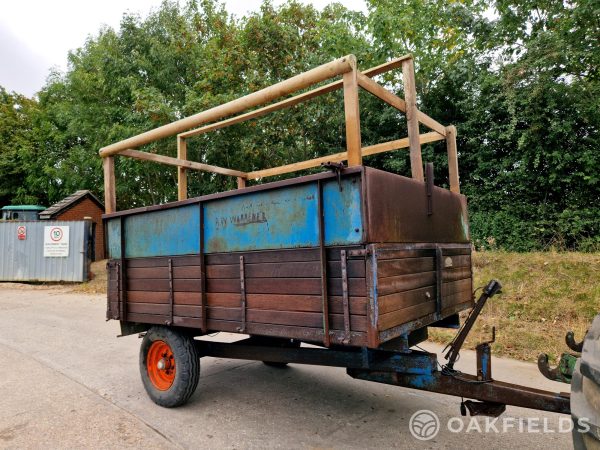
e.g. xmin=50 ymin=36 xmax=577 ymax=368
xmin=0 ymin=0 xmax=367 ymax=98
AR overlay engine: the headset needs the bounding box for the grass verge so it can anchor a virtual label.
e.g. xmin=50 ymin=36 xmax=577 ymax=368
xmin=430 ymin=251 xmax=600 ymax=363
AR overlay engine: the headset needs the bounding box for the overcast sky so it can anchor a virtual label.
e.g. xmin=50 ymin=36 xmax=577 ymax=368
xmin=0 ymin=0 xmax=366 ymax=98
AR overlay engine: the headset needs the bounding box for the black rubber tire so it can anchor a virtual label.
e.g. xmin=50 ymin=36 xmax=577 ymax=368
xmin=572 ymin=315 xmax=600 ymax=449
xmin=262 ymin=338 xmax=300 ymax=368
xmin=140 ymin=326 xmax=200 ymax=408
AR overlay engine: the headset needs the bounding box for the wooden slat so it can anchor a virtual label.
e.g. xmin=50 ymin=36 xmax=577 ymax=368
xmin=376 ymin=255 xmax=470 ymax=279
xmin=126 ymin=255 xmax=202 ymax=268
xmin=125 ymin=291 xmax=367 ymax=316
xmin=206 ymin=277 xmax=366 ymax=296
xmin=207 ymin=307 xmax=367 ymax=331
xmin=444 ymin=254 xmax=471 ymax=269
xmin=442 ymin=278 xmax=472 ymax=296
xmin=206 ymin=248 xmax=320 ymax=265
xmin=120 ymin=149 xmax=247 ymax=178
xmin=123 ymin=312 xmax=368 ymax=346
xmin=443 ymin=267 xmax=472 ymax=283
xmin=377 ymin=257 xmax=435 ymax=278
xmin=127 ymin=291 xmax=199 ymax=304
xmin=128 ymin=278 xmax=202 ymax=292
xmin=123 ymin=302 xmax=202 ymax=318
xmin=377 ymin=279 xmax=472 ymax=317
xmin=206 ymin=260 xmax=365 ymax=279
xmin=442 ymin=247 xmax=472 ymax=256
xmin=126 ymin=276 xmax=365 ymax=295
xmin=378 ymin=285 xmax=435 ymax=315
xmin=207 ymin=293 xmax=367 ymax=315
xmin=119 ymin=306 xmax=367 ymax=331
xmin=402 ymin=58 xmax=423 ymax=181
xmin=375 ymin=246 xmax=470 ymax=260
xmin=378 ymin=301 xmax=435 ymax=330
xmin=206 ymin=320 xmax=367 ymax=346
xmin=377 ymin=272 xmax=436 ymax=297
xmin=127 ymin=266 xmax=199 ymax=279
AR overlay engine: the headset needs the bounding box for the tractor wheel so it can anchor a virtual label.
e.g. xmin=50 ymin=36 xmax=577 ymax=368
xmin=572 ymin=315 xmax=600 ymax=449
xmin=262 ymin=338 xmax=301 ymax=368
xmin=140 ymin=326 xmax=200 ymax=408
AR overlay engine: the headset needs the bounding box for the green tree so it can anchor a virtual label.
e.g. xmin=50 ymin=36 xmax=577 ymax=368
xmin=0 ymin=87 xmax=43 ymax=206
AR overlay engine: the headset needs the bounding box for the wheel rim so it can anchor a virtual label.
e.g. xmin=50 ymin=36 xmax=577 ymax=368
xmin=147 ymin=340 xmax=176 ymax=390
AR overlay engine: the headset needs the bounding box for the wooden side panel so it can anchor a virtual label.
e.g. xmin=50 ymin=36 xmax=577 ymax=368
xmin=112 ymin=247 xmax=369 ymax=346
xmin=376 ymin=244 xmax=473 ymax=337
xmin=109 ymin=243 xmax=473 ymax=348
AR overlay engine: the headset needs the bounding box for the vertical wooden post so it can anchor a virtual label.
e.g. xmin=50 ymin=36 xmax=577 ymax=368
xmin=402 ymin=58 xmax=424 ymax=181
xmin=103 ymin=156 xmax=116 ymax=214
xmin=446 ymin=125 xmax=460 ymax=193
xmin=237 ymin=177 xmax=246 ymax=189
xmin=177 ymin=136 xmax=187 ymax=201
xmin=343 ymin=60 xmax=362 ymax=166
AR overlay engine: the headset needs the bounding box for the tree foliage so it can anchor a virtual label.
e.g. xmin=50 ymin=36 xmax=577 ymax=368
xmin=0 ymin=0 xmax=597 ymax=250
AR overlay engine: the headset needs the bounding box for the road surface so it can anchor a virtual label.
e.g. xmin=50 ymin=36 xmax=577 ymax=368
xmin=0 ymin=285 xmax=572 ymax=449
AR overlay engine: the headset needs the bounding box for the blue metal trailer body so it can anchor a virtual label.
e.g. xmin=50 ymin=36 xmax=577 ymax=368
xmin=104 ymin=167 xmax=473 ymax=349
xmin=105 ymin=167 xmax=469 ymax=259
xmin=107 ymin=175 xmax=363 ymax=259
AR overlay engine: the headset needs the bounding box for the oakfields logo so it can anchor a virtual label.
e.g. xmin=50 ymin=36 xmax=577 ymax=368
xmin=409 ymin=409 xmax=591 ymax=440
xmin=409 ymin=410 xmax=440 ymax=440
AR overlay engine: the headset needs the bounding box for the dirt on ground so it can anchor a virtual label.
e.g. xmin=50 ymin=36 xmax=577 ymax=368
xmin=71 ymin=259 xmax=108 ymax=294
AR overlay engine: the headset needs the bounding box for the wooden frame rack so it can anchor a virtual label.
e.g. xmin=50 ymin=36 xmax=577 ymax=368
xmin=99 ymin=54 xmax=460 ymax=214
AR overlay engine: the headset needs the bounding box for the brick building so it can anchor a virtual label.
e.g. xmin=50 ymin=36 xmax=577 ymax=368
xmin=40 ymin=190 xmax=105 ymax=261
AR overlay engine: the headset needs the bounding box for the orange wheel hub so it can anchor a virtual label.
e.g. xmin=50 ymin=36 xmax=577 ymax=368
xmin=147 ymin=340 xmax=176 ymax=390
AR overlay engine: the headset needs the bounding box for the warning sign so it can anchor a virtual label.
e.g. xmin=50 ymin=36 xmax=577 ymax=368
xmin=17 ymin=226 xmax=26 ymax=240
xmin=44 ymin=226 xmax=69 ymax=257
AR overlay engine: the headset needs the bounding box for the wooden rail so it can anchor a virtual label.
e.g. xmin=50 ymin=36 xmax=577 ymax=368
xmin=100 ymin=54 xmax=460 ymax=213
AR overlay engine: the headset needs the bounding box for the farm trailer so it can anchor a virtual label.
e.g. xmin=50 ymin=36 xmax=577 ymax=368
xmin=100 ymin=54 xmax=596 ymax=446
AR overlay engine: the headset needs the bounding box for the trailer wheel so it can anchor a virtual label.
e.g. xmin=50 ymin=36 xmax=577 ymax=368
xmin=262 ymin=338 xmax=300 ymax=368
xmin=140 ymin=326 xmax=200 ymax=408
xmin=572 ymin=315 xmax=600 ymax=449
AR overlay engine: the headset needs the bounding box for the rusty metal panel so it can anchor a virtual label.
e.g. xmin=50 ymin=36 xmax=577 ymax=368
xmin=364 ymin=167 xmax=470 ymax=243
xmin=0 ymin=220 xmax=90 ymax=282
xmin=124 ymin=204 xmax=200 ymax=258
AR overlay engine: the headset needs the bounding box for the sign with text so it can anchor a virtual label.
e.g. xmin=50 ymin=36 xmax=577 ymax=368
xmin=17 ymin=225 xmax=26 ymax=240
xmin=44 ymin=226 xmax=69 ymax=257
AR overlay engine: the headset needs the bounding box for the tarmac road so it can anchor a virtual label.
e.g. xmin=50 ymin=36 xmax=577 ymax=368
xmin=0 ymin=285 xmax=572 ymax=449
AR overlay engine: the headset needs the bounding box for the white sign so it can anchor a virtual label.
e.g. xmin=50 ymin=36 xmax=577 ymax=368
xmin=44 ymin=226 xmax=69 ymax=257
